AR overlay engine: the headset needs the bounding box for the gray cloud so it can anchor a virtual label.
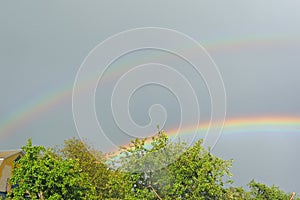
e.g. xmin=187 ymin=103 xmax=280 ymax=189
xmin=0 ymin=0 xmax=300 ymax=194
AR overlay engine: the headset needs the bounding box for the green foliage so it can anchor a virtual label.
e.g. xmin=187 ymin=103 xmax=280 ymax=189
xmin=7 ymin=135 xmax=298 ymax=200
xmin=248 ymin=180 xmax=299 ymax=200
xmin=166 ymin=140 xmax=233 ymax=199
xmin=57 ymin=138 xmax=110 ymax=199
xmin=108 ymin=132 xmax=298 ymax=200
xmin=222 ymin=181 xmax=300 ymax=200
xmin=8 ymin=139 xmax=95 ymax=200
xmin=110 ymin=131 xmax=233 ymax=199
xmin=226 ymin=187 xmax=251 ymax=200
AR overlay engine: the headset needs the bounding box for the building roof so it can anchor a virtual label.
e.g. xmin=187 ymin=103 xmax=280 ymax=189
xmin=0 ymin=150 xmax=24 ymax=160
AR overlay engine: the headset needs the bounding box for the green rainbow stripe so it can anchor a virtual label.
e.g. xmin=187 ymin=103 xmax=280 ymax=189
xmin=0 ymin=36 xmax=295 ymax=139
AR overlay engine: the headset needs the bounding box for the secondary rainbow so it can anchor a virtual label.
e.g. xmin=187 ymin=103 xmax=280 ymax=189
xmin=0 ymin=36 xmax=296 ymax=140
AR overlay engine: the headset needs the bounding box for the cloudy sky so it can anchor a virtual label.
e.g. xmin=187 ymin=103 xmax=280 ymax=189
xmin=1 ymin=1 xmax=300 ymax=194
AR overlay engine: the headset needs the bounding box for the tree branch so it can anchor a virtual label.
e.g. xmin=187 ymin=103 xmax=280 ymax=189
xmin=148 ymin=185 xmax=162 ymax=200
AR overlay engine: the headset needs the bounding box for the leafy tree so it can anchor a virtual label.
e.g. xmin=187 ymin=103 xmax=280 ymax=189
xmin=248 ymin=180 xmax=299 ymax=200
xmin=112 ymin=131 xmax=233 ymax=199
xmin=104 ymin=131 xmax=179 ymax=199
xmin=107 ymin=135 xmax=162 ymax=199
xmin=57 ymin=138 xmax=111 ymax=199
xmin=167 ymin=140 xmax=233 ymax=199
xmin=8 ymin=139 xmax=95 ymax=200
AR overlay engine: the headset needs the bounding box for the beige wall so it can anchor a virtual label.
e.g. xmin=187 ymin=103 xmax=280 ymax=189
xmin=0 ymin=154 xmax=21 ymax=193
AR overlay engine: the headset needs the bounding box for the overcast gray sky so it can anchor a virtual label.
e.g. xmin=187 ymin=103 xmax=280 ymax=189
xmin=1 ymin=0 xmax=300 ymax=194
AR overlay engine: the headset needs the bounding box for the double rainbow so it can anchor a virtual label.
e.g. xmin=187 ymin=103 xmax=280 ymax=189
xmin=0 ymin=36 xmax=297 ymax=142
